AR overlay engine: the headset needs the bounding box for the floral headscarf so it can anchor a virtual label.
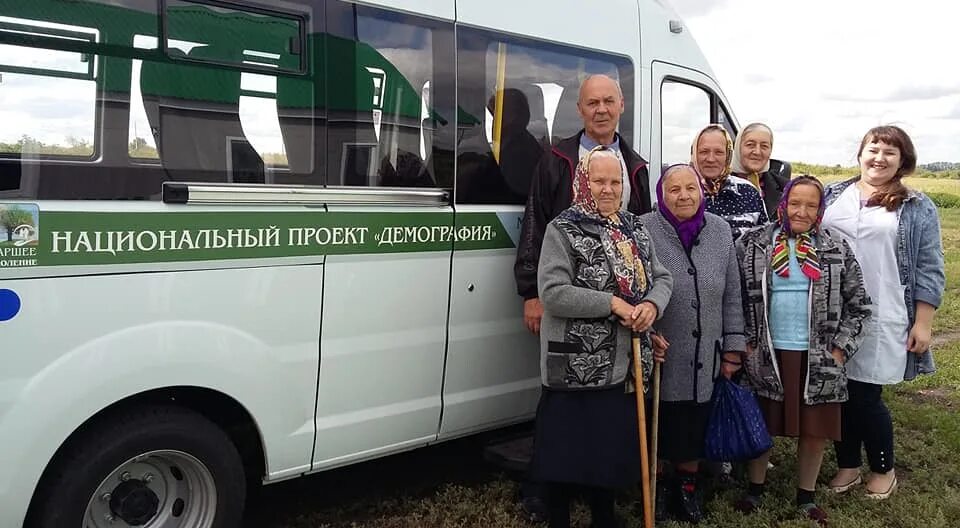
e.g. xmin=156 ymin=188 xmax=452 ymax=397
xmin=570 ymin=146 xmax=649 ymax=302
xmin=771 ymin=176 xmax=825 ymax=280
xmin=690 ymin=124 xmax=734 ymax=196
xmin=571 ymin=146 xmax=603 ymax=216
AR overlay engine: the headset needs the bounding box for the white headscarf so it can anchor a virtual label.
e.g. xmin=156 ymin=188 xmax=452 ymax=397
xmin=731 ymin=122 xmax=773 ymax=175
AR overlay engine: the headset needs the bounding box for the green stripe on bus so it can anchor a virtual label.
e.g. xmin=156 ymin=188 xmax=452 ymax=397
xmin=17 ymin=211 xmax=514 ymax=267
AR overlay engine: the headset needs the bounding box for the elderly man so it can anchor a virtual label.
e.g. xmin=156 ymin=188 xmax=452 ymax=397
xmin=512 ymin=73 xmax=652 ymax=523
xmin=515 ymin=74 xmax=651 ymax=332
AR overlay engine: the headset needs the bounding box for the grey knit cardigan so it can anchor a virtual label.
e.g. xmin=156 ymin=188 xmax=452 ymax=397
xmin=641 ymin=211 xmax=747 ymax=403
xmin=537 ymin=211 xmax=673 ymax=391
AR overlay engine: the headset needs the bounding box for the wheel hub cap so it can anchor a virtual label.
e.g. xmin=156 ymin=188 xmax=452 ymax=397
xmin=110 ymin=480 xmax=160 ymax=525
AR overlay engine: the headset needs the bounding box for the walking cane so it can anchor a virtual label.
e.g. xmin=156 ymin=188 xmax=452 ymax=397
xmin=650 ymin=360 xmax=662 ymax=514
xmin=632 ymin=333 xmax=654 ymax=528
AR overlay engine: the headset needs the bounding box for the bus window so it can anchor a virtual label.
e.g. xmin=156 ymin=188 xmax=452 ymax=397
xmin=456 ymin=28 xmax=634 ymax=204
xmin=159 ymin=1 xmax=315 ymax=180
xmin=0 ymin=17 xmax=98 ymax=160
xmin=163 ymin=0 xmax=305 ymax=74
xmin=128 ymin=34 xmax=162 ymax=160
xmin=239 ymin=72 xmax=287 ymax=172
xmin=718 ymin=103 xmax=737 ymax=140
xmin=660 ymin=80 xmax=711 ymax=168
xmin=325 ymin=3 xmax=454 ymax=189
xmin=135 ymin=1 xmax=316 ymax=185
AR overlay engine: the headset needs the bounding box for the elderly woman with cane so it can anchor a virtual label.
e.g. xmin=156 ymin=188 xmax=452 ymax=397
xmin=640 ymin=164 xmax=747 ymax=524
xmin=533 ymin=146 xmax=673 ymax=528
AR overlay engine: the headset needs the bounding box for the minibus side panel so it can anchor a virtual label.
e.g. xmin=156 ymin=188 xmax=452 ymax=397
xmin=0 ymin=265 xmax=322 ymax=524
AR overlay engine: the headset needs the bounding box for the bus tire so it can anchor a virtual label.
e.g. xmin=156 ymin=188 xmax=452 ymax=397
xmin=28 ymin=405 xmax=246 ymax=528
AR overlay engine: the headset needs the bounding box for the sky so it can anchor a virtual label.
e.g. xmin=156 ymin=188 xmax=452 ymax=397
xmin=669 ymin=0 xmax=960 ymax=166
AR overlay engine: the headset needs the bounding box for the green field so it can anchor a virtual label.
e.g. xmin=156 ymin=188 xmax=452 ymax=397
xmin=817 ymin=174 xmax=960 ymax=195
xmin=252 ymin=179 xmax=960 ymax=528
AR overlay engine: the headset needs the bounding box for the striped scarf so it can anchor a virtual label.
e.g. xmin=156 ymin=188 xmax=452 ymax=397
xmin=771 ymin=230 xmax=820 ymax=280
xmin=771 ymin=176 xmax=825 ymax=280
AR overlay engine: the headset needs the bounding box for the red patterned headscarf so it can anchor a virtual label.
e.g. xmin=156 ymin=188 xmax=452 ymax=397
xmin=571 ymin=147 xmax=602 ymax=216
xmin=571 ymin=146 xmax=649 ymax=302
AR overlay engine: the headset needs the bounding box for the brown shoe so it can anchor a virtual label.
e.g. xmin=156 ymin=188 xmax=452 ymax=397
xmin=798 ymin=503 xmax=828 ymax=527
xmin=733 ymin=494 xmax=761 ymax=514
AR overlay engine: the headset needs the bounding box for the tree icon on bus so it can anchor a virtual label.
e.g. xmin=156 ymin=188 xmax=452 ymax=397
xmin=0 ymin=204 xmax=39 ymax=247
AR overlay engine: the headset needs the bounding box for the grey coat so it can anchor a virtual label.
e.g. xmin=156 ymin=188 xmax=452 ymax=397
xmin=642 ymin=212 xmax=747 ymax=403
xmin=538 ymin=210 xmax=673 ymax=391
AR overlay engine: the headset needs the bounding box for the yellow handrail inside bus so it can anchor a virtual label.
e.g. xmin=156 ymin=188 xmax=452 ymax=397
xmin=491 ymin=42 xmax=507 ymax=163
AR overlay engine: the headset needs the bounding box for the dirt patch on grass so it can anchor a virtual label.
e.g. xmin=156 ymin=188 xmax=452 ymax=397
xmin=904 ymin=386 xmax=956 ymax=407
xmin=931 ymin=330 xmax=960 ymax=348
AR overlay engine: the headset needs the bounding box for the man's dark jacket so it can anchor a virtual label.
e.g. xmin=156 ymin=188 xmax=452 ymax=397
xmin=514 ymin=130 xmax=651 ymax=300
xmin=757 ymin=159 xmax=792 ymax=218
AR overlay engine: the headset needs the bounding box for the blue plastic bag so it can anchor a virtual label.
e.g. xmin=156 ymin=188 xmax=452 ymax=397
xmin=704 ymin=377 xmax=773 ymax=462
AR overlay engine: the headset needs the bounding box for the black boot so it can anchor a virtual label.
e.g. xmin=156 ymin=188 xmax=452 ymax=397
xmin=674 ymin=473 xmax=704 ymax=524
xmin=655 ymin=476 xmax=672 ymax=523
xmin=519 ymin=480 xmax=549 ymax=524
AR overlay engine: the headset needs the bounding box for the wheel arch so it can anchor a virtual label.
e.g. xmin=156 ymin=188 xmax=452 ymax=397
xmin=24 ymin=386 xmax=266 ymax=524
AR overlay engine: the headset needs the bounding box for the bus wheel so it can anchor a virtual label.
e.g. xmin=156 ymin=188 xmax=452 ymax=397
xmin=29 ymin=405 xmax=246 ymax=528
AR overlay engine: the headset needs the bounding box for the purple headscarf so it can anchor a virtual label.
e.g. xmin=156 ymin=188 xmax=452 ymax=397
xmin=775 ymin=175 xmax=826 ymax=235
xmin=657 ymin=163 xmax=707 ymax=251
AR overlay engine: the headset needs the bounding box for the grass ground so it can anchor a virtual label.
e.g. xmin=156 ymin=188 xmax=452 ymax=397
xmin=249 ymin=179 xmax=960 ymax=528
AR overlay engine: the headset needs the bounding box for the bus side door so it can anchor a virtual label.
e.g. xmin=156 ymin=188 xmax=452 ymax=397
xmin=440 ymin=13 xmax=640 ymax=437
xmin=311 ymin=0 xmax=457 ymax=469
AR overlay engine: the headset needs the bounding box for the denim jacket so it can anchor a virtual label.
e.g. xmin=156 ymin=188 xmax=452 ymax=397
xmin=824 ymin=178 xmax=946 ymax=380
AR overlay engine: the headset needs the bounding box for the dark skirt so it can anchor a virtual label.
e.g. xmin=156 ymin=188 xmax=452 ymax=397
xmin=530 ymin=387 xmax=642 ymax=489
xmin=758 ymin=349 xmax=841 ymax=440
xmin=656 ymin=400 xmax=712 ymax=463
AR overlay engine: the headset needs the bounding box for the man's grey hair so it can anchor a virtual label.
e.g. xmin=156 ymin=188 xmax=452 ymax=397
xmin=579 ymin=74 xmax=623 ymax=100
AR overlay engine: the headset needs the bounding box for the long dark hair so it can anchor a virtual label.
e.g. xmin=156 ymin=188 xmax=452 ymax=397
xmin=857 ymin=125 xmax=916 ymax=211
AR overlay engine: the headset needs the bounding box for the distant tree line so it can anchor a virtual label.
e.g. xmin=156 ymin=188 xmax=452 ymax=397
xmin=0 ymin=135 xmax=290 ymax=165
xmin=920 ymin=161 xmax=960 ymax=172
xmin=0 ymin=134 xmax=94 ymax=157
